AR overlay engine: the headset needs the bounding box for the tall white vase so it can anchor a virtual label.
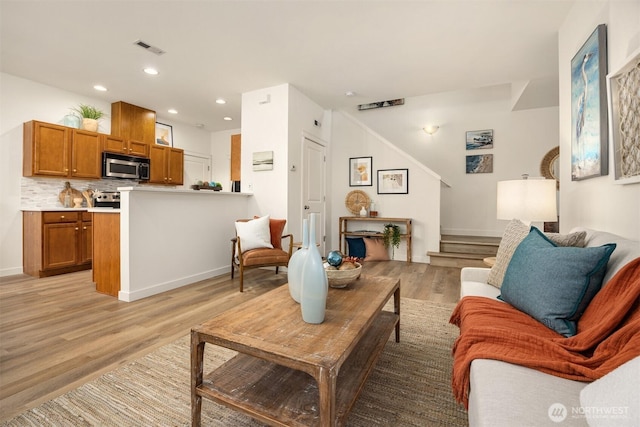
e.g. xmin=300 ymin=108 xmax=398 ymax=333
xmin=300 ymin=213 xmax=328 ymax=324
xmin=287 ymin=218 xmax=308 ymax=303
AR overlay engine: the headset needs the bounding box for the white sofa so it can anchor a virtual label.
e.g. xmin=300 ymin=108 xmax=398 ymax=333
xmin=459 ymin=228 xmax=640 ymax=427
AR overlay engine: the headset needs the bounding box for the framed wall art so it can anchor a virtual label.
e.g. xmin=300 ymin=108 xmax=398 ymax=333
xmin=570 ymin=24 xmax=608 ymax=181
xmin=252 ymin=151 xmax=274 ymax=171
xmin=155 ymin=122 xmax=173 ymax=146
xmin=377 ymin=169 xmax=408 ymax=194
xmin=466 ymin=154 xmax=493 ymax=174
xmin=466 ymin=129 xmax=494 ymax=150
xmin=349 ymin=157 xmax=372 ymax=186
xmin=607 ymin=46 xmax=640 ymax=184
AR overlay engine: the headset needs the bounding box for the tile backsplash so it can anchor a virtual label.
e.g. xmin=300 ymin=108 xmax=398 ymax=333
xmin=20 ymin=177 xmax=140 ymax=209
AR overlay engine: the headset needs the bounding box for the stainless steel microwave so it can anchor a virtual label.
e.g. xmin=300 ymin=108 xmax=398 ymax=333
xmin=102 ymin=152 xmax=150 ymax=181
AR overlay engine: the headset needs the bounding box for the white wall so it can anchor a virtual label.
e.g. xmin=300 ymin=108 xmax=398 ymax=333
xmin=558 ymin=0 xmax=640 ymax=240
xmin=239 ymin=84 xmax=330 ymax=244
xmin=0 ymin=73 xmax=214 ymax=276
xmin=329 ymin=111 xmax=441 ymax=262
xmin=210 ymin=128 xmax=241 ymax=187
xmin=354 ymin=84 xmax=560 ymax=237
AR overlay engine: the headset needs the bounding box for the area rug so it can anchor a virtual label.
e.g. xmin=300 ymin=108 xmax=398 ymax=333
xmin=1 ymin=299 xmax=468 ymax=426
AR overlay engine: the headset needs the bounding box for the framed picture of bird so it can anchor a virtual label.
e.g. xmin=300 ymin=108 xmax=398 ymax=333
xmin=570 ymin=24 xmax=608 ymax=181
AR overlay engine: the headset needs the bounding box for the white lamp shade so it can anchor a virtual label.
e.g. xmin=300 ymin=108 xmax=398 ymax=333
xmin=497 ymin=178 xmax=557 ymax=222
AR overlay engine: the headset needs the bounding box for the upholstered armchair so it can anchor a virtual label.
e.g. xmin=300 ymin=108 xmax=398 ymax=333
xmin=231 ymin=216 xmax=293 ymax=292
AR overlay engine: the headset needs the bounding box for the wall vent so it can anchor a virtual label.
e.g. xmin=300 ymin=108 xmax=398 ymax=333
xmin=133 ymin=39 xmax=165 ymax=56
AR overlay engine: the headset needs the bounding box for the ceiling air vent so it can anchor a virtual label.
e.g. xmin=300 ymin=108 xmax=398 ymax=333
xmin=133 ymin=39 xmax=165 ymax=56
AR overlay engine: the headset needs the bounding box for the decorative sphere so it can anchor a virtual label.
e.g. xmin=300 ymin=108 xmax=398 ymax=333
xmin=326 ymin=251 xmax=344 ymax=267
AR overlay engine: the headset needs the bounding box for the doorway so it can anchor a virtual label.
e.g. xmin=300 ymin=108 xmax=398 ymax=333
xmin=302 ymin=137 xmax=327 ymax=255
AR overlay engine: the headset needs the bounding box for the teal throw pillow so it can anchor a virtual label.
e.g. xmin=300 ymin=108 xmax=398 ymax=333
xmin=499 ymin=228 xmax=616 ymax=337
xmin=346 ymin=237 xmax=366 ymax=258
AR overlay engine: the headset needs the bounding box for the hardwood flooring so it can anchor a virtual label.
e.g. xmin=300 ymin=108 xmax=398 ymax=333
xmin=0 ymin=261 xmax=461 ymax=421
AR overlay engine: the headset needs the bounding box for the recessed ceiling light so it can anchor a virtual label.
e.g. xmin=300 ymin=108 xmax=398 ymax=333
xmin=168 ymin=109 xmax=178 ymax=114
xmin=223 ymin=116 xmax=233 ymax=121
xmin=215 ymin=98 xmax=226 ymax=105
xmin=143 ymin=68 xmax=159 ymax=75
xmin=345 ymin=91 xmax=356 ymax=97
xmin=93 ymin=85 xmax=107 ymax=91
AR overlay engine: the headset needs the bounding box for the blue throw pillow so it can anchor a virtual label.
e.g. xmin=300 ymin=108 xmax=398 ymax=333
xmin=499 ymin=228 xmax=616 ymax=337
xmin=346 ymin=237 xmax=366 ymax=258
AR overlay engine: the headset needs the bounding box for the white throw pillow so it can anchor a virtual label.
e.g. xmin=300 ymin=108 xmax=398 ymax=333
xmin=235 ymin=215 xmax=273 ymax=252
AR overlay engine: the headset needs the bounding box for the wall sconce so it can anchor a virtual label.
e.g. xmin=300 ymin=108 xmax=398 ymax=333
xmin=423 ymin=125 xmax=439 ymax=135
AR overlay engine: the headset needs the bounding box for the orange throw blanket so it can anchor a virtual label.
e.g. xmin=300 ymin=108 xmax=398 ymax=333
xmin=450 ymin=257 xmax=640 ymax=408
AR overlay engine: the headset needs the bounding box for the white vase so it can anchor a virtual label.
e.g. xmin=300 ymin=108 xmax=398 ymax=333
xmin=300 ymin=213 xmax=328 ymax=324
xmin=287 ymin=218 xmax=308 ymax=303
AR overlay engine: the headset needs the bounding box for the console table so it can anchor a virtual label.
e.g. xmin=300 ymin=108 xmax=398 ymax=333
xmin=339 ymin=216 xmax=412 ymax=263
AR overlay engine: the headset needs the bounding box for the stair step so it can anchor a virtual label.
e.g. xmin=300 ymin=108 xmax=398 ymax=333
xmin=439 ymin=235 xmax=500 ymax=256
xmin=428 ymin=235 xmax=501 ymax=268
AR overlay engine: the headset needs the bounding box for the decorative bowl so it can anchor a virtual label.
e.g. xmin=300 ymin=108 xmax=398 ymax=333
xmin=325 ymin=262 xmax=362 ymax=288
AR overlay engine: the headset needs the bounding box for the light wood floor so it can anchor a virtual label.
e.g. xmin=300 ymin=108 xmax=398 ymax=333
xmin=0 ymin=261 xmax=461 ymax=421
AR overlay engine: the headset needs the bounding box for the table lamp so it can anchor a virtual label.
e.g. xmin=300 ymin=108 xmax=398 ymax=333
xmin=497 ymin=175 xmax=557 ymax=226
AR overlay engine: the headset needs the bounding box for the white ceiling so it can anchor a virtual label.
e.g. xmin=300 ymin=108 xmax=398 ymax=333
xmin=0 ymin=0 xmax=573 ymax=133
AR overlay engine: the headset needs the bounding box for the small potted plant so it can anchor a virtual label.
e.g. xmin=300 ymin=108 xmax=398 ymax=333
xmin=382 ymin=223 xmax=401 ymax=258
xmin=72 ymin=104 xmax=106 ymax=132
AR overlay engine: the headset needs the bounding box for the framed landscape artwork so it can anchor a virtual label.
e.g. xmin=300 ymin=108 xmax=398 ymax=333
xmin=349 ymin=157 xmax=372 ymax=186
xmin=466 ymin=154 xmax=493 ymax=174
xmin=466 ymin=129 xmax=494 ymax=150
xmin=570 ymin=24 xmax=608 ymax=181
xmin=377 ymin=169 xmax=408 ymax=194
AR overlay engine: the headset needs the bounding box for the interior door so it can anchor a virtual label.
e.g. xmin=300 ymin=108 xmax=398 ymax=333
xmin=302 ymin=137 xmax=327 ymax=255
xmin=182 ymin=152 xmax=211 ymax=188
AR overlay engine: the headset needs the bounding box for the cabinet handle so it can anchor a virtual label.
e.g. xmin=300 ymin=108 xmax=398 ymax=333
xmin=73 ymin=169 xmax=77 ymax=172
xmin=60 ymin=215 xmax=65 ymax=219
xmin=83 ymin=227 xmax=87 ymax=230
xmin=64 ymin=168 xmax=69 ymax=172
xmin=75 ymin=227 xmax=79 ymax=231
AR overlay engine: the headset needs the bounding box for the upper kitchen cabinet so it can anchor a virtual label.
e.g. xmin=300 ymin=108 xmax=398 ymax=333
xmin=149 ymin=145 xmax=184 ymax=185
xmin=110 ymin=101 xmax=156 ymax=146
xmin=23 ymin=121 xmax=102 ymax=179
xmin=103 ymin=135 xmax=149 ymax=157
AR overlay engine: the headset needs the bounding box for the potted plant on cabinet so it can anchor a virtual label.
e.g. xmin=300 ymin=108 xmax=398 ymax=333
xmin=72 ymin=104 xmax=105 ymax=132
xmin=382 ymin=223 xmax=401 ymax=259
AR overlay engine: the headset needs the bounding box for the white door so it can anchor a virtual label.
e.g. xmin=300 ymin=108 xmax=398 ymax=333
xmin=182 ymin=152 xmax=212 ymax=189
xmin=302 ymin=137 xmax=327 ymax=255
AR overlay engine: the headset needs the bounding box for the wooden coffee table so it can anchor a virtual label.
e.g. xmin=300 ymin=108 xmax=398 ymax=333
xmin=191 ymin=274 xmax=400 ymax=426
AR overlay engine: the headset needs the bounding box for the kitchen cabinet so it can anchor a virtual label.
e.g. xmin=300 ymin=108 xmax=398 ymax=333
xmin=92 ymin=211 xmax=120 ymax=297
xmin=23 ymin=210 xmax=92 ymax=277
xmin=149 ymin=145 xmax=184 ymax=185
xmin=103 ymin=135 xmax=149 ymax=157
xmin=23 ymin=121 xmax=102 ymax=179
xmin=111 ymin=101 xmax=156 ymax=145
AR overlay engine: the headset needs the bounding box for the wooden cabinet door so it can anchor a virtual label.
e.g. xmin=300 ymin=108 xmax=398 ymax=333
xmin=128 ymin=140 xmax=149 ymax=157
xmin=71 ymin=129 xmax=102 ymax=179
xmin=111 ymin=101 xmax=156 ymax=145
xmin=168 ymin=148 xmax=184 ymax=185
xmin=148 ymin=145 xmax=168 ymax=184
xmin=103 ymin=135 xmax=127 ymax=154
xmin=24 ymin=121 xmax=70 ymax=177
xmin=43 ymin=222 xmax=79 ymax=270
xmin=80 ymin=221 xmax=92 ymax=263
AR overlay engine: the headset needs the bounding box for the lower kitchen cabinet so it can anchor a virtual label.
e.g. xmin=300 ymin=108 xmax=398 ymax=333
xmin=23 ymin=210 xmax=92 ymax=277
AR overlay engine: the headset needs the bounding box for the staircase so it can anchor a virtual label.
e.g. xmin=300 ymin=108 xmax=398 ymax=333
xmin=428 ymin=235 xmax=501 ymax=268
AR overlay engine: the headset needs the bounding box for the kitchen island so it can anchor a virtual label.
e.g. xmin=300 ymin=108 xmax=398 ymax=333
xmin=93 ymin=187 xmax=251 ymax=301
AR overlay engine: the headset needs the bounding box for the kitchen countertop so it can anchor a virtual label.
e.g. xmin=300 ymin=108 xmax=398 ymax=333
xmin=21 ymin=207 xmax=89 ymax=211
xmin=88 ymin=208 xmax=121 ymax=213
xmin=117 ymin=186 xmax=252 ymax=196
